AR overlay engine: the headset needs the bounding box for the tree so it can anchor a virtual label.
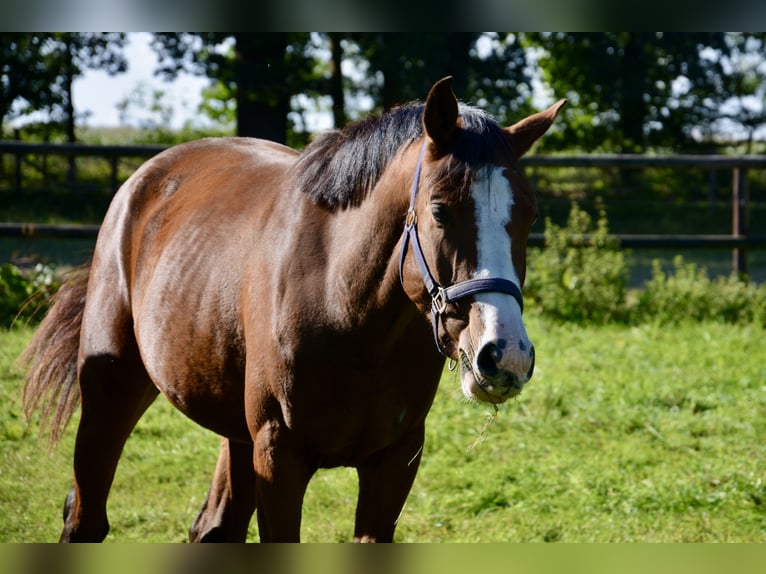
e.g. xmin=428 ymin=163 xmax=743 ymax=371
xmin=529 ymin=32 xmax=732 ymax=152
xmin=52 ymin=33 xmax=127 ymax=145
xmin=115 ymin=82 xmax=175 ymax=133
xmin=469 ymin=33 xmax=539 ymax=125
xmin=326 ymin=33 xmax=346 ymax=129
xmin=348 ymin=33 xmax=481 ymax=111
xmin=0 ymin=34 xmax=56 ymax=132
xmin=1 ymin=33 xmax=127 ymax=147
xmin=701 ymin=33 xmax=766 ymax=152
xmin=346 ymin=33 xmax=532 ymax=124
xmin=150 ymin=33 xmax=539 ymax=146
xmin=152 ymin=33 xmax=311 ymax=144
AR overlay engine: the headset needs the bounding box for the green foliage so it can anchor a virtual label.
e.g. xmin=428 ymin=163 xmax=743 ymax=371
xmin=639 ymin=256 xmax=766 ymax=325
xmin=1 ymin=33 xmax=127 ymax=140
xmin=5 ymin=33 xmax=766 ymax=153
xmin=0 ymin=35 xmax=58 ymax=128
xmin=0 ymin=263 xmax=59 ymax=328
xmin=530 ymin=32 xmax=740 ymax=152
xmin=198 ymin=80 xmax=237 ymax=130
xmin=526 ymin=201 xmax=628 ymax=323
xmin=526 ymin=202 xmax=766 ymax=326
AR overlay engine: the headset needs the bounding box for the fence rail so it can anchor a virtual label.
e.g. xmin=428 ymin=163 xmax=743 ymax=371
xmin=4 ymin=222 xmax=766 ymax=249
xmin=522 ymin=154 xmax=766 ymax=169
xmin=0 ymin=141 xmax=167 ymax=157
xmin=0 ymin=141 xmax=166 ymax=193
xmin=2 ymin=141 xmax=766 ymax=275
xmin=0 ymin=222 xmax=101 ymax=239
xmin=520 ymin=153 xmax=766 ymax=275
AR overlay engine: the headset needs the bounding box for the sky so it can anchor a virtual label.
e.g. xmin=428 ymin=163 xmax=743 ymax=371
xmin=73 ymin=32 xmax=209 ymax=129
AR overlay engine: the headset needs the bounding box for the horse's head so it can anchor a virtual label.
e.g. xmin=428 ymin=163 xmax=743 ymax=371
xmin=400 ymin=77 xmax=565 ymax=404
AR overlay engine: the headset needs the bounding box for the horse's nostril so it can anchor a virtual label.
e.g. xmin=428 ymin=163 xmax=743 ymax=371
xmin=527 ymin=344 xmax=536 ymax=380
xmin=476 ymin=342 xmax=500 ymax=377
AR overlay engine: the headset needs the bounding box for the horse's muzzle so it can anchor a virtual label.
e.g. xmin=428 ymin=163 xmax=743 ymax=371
xmin=459 ymin=340 xmax=535 ymax=403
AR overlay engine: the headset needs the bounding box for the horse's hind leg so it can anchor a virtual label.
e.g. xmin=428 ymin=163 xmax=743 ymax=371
xmin=189 ymin=438 xmax=256 ymax=542
xmin=61 ymin=338 xmax=158 ymax=542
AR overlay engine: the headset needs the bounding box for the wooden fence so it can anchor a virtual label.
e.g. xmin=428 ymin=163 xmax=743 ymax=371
xmin=523 ymin=154 xmax=766 ymax=276
xmin=2 ymin=141 xmax=766 ymax=276
xmin=0 ymin=141 xmax=165 ymax=194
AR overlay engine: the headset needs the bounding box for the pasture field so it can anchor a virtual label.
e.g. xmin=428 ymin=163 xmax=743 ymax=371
xmin=1 ymin=314 xmax=764 ymax=543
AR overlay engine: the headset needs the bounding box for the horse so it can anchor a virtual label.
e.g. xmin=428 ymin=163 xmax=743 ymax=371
xmin=22 ymin=77 xmax=565 ymax=542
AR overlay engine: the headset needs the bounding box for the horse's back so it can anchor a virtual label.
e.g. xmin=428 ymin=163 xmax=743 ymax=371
xmin=123 ymin=136 xmax=297 ymax=255
xmin=131 ymin=137 xmax=298 ymax=208
xmin=95 ymin=136 xmax=297 ymax=264
xmin=89 ymin=136 xmax=298 ymax=318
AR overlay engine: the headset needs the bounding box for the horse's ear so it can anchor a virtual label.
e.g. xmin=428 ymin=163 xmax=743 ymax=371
xmin=505 ymin=99 xmax=567 ymax=158
xmin=423 ymin=76 xmax=459 ymax=152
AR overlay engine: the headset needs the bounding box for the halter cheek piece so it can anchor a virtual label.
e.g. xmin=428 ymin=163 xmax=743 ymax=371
xmin=398 ymin=141 xmax=524 ymax=357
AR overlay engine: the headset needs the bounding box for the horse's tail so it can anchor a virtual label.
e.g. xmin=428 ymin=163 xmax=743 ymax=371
xmin=21 ymin=263 xmax=90 ymax=447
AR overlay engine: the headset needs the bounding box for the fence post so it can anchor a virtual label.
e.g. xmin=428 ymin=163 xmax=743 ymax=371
xmin=13 ymin=128 xmax=22 ymax=192
xmin=110 ymin=156 xmax=119 ymax=194
xmin=732 ymin=167 xmax=749 ymax=277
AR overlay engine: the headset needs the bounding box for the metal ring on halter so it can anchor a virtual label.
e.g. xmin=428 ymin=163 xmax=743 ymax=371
xmin=431 ymin=287 xmax=448 ymax=315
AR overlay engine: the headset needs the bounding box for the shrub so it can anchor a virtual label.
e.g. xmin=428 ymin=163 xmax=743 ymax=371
xmin=0 ymin=262 xmax=60 ymax=328
xmin=638 ymin=256 xmax=766 ymax=325
xmin=525 ymin=201 xmax=766 ymax=326
xmin=525 ymin=201 xmax=629 ymax=323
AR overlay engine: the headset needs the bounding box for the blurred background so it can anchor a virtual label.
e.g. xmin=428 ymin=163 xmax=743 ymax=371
xmin=2 ymin=32 xmax=765 ymax=296
xmin=5 ymin=33 xmax=766 ymax=150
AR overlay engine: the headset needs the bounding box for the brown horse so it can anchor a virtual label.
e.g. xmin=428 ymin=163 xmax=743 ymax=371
xmin=22 ymin=77 xmax=565 ymax=542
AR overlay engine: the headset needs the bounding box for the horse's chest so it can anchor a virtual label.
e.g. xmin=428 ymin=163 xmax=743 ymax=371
xmin=308 ymin=406 xmax=422 ymax=468
xmin=285 ymin=365 xmax=439 ymax=467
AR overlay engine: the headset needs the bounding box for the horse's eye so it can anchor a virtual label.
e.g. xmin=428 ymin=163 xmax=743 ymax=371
xmin=431 ymin=203 xmax=450 ymax=226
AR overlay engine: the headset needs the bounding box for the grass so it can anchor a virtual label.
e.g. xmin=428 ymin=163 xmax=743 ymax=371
xmin=1 ymin=314 xmax=765 ymax=542
xmin=408 ymin=318 xmax=766 ymax=542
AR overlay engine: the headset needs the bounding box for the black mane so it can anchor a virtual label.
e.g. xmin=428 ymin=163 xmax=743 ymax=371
xmin=291 ymin=101 xmax=508 ymax=209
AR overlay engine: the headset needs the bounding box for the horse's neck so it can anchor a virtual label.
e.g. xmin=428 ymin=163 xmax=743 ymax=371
xmin=270 ymin=165 xmax=429 ymax=363
xmin=323 ymin=181 xmax=411 ymax=319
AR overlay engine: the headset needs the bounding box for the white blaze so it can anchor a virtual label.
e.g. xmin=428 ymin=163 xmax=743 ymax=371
xmin=470 ymin=166 xmax=532 ymax=375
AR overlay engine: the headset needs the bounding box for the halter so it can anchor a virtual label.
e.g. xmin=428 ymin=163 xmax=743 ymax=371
xmin=399 ymin=140 xmax=524 ymax=357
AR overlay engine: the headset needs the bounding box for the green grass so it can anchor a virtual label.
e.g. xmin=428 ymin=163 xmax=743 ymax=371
xmin=1 ymin=314 xmax=764 ymax=542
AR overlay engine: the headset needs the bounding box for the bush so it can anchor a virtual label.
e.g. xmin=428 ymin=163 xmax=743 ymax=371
xmin=638 ymin=256 xmax=766 ymax=325
xmin=525 ymin=201 xmax=766 ymax=326
xmin=525 ymin=201 xmax=629 ymax=323
xmin=0 ymin=262 xmax=59 ymax=328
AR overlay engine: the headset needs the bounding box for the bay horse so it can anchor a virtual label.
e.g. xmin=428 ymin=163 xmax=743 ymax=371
xmin=22 ymin=77 xmax=565 ymax=542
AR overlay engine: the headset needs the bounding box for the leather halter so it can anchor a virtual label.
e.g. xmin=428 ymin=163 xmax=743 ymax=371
xmin=399 ymin=141 xmax=525 ymax=357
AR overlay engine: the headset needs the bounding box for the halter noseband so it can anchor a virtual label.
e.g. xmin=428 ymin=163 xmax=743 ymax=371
xmin=398 ymin=141 xmax=524 ymax=357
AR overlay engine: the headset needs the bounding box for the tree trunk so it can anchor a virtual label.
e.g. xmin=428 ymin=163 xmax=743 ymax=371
xmin=375 ymin=34 xmax=400 ymax=112
xmin=327 ymin=33 xmax=346 ymax=128
xmin=440 ymin=34 xmax=473 ymax=97
xmin=63 ymin=34 xmax=77 ymax=182
xmin=234 ymin=33 xmax=289 ymax=143
xmin=620 ymin=33 xmax=648 ymax=153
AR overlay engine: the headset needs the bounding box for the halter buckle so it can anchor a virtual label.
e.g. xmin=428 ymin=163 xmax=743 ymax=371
xmin=404 ymin=209 xmax=417 ymax=230
xmin=432 ymin=287 xmax=448 ymax=315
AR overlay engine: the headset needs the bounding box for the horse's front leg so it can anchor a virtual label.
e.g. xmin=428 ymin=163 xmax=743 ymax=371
xmin=251 ymin=420 xmax=315 ymax=542
xmin=353 ymin=424 xmax=426 ymax=543
xmin=189 ymin=438 xmax=256 ymax=542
